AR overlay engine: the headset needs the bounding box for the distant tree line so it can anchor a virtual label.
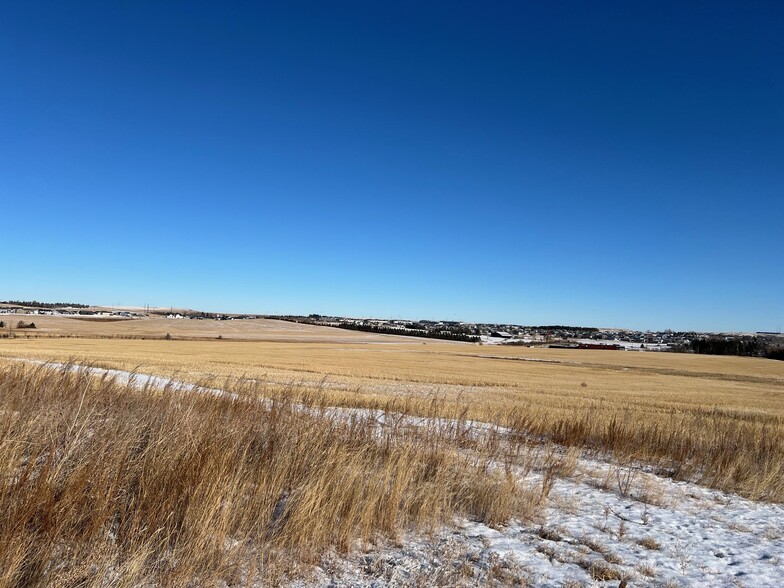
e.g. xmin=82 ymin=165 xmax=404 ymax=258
xmin=0 ymin=320 xmax=36 ymax=334
xmin=186 ymin=311 xmax=219 ymax=319
xmin=686 ymin=336 xmax=784 ymax=361
xmin=337 ymin=323 xmax=480 ymax=342
xmin=1 ymin=300 xmax=90 ymax=309
xmin=691 ymin=337 xmax=762 ymax=356
xmin=267 ymin=315 xmax=312 ymax=324
xmin=532 ymin=325 xmax=599 ymax=332
xmin=403 ymin=322 xmax=478 ymax=335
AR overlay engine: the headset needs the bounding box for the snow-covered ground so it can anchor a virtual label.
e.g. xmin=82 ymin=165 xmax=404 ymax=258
xmin=12 ymin=358 xmax=233 ymax=398
xmin=301 ymin=458 xmax=784 ymax=587
xmin=573 ymin=339 xmax=671 ymax=352
xmin=6 ymin=359 xmax=783 ymax=586
xmin=479 ymin=336 xmax=671 ymax=352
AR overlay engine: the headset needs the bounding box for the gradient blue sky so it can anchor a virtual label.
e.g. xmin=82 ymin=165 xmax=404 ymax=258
xmin=1 ymin=2 xmax=782 ymax=331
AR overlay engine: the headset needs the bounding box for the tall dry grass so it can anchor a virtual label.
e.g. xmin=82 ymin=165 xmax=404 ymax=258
xmin=507 ymin=404 xmax=784 ymax=501
xmin=0 ymin=362 xmax=543 ymax=587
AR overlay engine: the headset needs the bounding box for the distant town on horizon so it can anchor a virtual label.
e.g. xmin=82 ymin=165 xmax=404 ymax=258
xmin=3 ymin=299 xmax=782 ymax=360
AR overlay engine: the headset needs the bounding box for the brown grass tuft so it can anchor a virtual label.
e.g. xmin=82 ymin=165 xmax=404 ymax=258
xmin=637 ymin=536 xmax=662 ymax=550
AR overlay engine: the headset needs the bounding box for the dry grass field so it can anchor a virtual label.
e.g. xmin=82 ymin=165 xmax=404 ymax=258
xmin=0 ymin=362 xmax=546 ymax=587
xmin=2 ymin=318 xmax=784 ymax=585
xmin=0 ymin=315 xmax=412 ymax=343
xmin=1 ymin=317 xmax=783 ymax=502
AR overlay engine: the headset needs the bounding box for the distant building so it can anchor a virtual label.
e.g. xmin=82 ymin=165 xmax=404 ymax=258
xmin=491 ymin=331 xmax=513 ymax=338
xmin=577 ymin=342 xmax=623 ymax=350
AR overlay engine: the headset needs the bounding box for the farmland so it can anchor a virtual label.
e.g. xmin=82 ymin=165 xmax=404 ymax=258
xmin=0 ymin=314 xmax=410 ymax=343
xmin=2 ymin=319 xmax=783 ymax=498
xmin=1 ymin=317 xmax=783 ymax=585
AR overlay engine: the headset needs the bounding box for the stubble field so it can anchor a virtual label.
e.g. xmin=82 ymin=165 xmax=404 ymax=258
xmin=2 ymin=317 xmax=784 ymax=585
xmin=2 ymin=317 xmax=783 ymax=500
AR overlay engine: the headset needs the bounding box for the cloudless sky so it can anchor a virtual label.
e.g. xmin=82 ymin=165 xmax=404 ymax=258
xmin=1 ymin=1 xmax=782 ymax=331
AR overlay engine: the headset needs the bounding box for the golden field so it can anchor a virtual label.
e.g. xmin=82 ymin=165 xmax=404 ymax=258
xmin=0 ymin=330 xmax=781 ymax=418
xmin=1 ymin=317 xmax=783 ymax=501
xmin=0 ymin=314 xmax=410 ymax=343
xmin=2 ymin=317 xmax=784 ymax=585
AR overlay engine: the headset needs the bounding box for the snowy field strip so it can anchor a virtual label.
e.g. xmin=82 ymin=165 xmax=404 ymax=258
xmin=8 ymin=358 xmax=236 ymax=400
xmin=8 ymin=358 xmax=504 ymax=439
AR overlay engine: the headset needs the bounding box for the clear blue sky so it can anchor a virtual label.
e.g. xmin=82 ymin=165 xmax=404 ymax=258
xmin=1 ymin=2 xmax=782 ymax=332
